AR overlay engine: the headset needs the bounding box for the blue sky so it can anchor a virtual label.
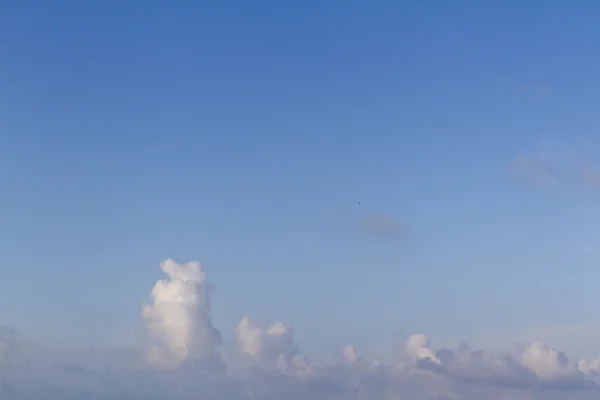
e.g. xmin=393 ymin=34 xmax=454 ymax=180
xmin=2 ymin=0 xmax=600 ymax=362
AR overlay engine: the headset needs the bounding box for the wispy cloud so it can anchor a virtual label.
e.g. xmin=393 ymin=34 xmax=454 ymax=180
xmin=521 ymin=83 xmax=554 ymax=100
xmin=361 ymin=214 xmax=409 ymax=240
xmin=509 ymin=154 xmax=561 ymax=188
xmin=511 ymin=139 xmax=600 ymax=193
xmin=581 ymin=168 xmax=600 ymax=188
xmin=0 ymin=325 xmax=16 ymax=364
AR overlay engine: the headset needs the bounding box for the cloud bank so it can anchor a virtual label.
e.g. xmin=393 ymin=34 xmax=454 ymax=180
xmin=2 ymin=258 xmax=600 ymax=399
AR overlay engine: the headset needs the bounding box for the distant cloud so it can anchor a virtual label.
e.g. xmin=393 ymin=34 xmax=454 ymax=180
xmin=140 ymin=259 xmax=224 ymax=372
xmin=521 ymin=83 xmax=554 ymax=100
xmin=0 ymin=325 xmax=16 ymax=364
xmin=509 ymin=155 xmax=561 ymax=188
xmin=235 ymin=316 xmax=313 ymax=380
xmin=3 ymin=258 xmax=600 ymax=399
xmin=516 ymin=320 xmax=600 ymax=360
xmin=361 ymin=214 xmax=409 ymax=240
xmin=510 ymin=142 xmax=600 ymax=195
xmin=342 ymin=344 xmax=359 ymax=364
xmin=581 ymin=168 xmax=600 ymax=188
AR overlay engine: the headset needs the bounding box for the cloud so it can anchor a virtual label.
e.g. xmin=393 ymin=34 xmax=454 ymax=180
xmin=140 ymin=258 xmax=224 ymax=372
xmin=403 ymin=335 xmax=600 ymax=393
xmin=516 ymin=320 xmax=600 ymax=359
xmin=0 ymin=325 xmax=17 ymax=367
xmin=135 ymin=259 xmax=600 ymax=397
xmin=3 ymin=258 xmax=600 ymax=399
xmin=361 ymin=214 xmax=409 ymax=239
xmin=235 ymin=317 xmax=296 ymax=362
xmin=519 ymin=342 xmax=576 ymax=380
xmin=342 ymin=344 xmax=359 ymax=364
xmin=510 ymin=144 xmax=600 ymax=193
xmin=510 ymin=155 xmax=561 ymax=188
xmin=581 ymin=168 xmax=600 ymax=188
xmin=521 ymin=83 xmax=554 ymax=100
xmin=235 ymin=316 xmax=314 ymax=380
xmin=407 ymin=334 xmax=441 ymax=365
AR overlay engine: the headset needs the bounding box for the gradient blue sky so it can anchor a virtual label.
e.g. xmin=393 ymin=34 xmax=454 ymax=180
xmin=1 ymin=1 xmax=600 ymax=360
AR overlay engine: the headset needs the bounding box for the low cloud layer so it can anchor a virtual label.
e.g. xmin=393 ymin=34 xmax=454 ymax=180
xmin=2 ymin=258 xmax=600 ymax=399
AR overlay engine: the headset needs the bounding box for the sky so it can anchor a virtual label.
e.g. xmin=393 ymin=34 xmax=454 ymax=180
xmin=2 ymin=1 xmax=600 ymax=399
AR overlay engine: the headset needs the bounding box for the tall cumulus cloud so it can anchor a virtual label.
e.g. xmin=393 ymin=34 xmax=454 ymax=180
xmin=140 ymin=258 xmax=224 ymax=372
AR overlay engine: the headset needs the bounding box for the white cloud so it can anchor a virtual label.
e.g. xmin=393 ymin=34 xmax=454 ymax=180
xmin=518 ymin=342 xmax=576 ymax=380
xmin=407 ymin=334 xmax=442 ymax=365
xmin=235 ymin=317 xmax=295 ymax=362
xmin=140 ymin=258 xmax=224 ymax=371
xmin=513 ymin=320 xmax=600 ymax=359
xmin=578 ymin=357 xmax=600 ymax=383
xmin=342 ymin=344 xmax=359 ymax=364
xmin=235 ymin=316 xmax=314 ymax=380
xmin=3 ymin=258 xmax=600 ymax=399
